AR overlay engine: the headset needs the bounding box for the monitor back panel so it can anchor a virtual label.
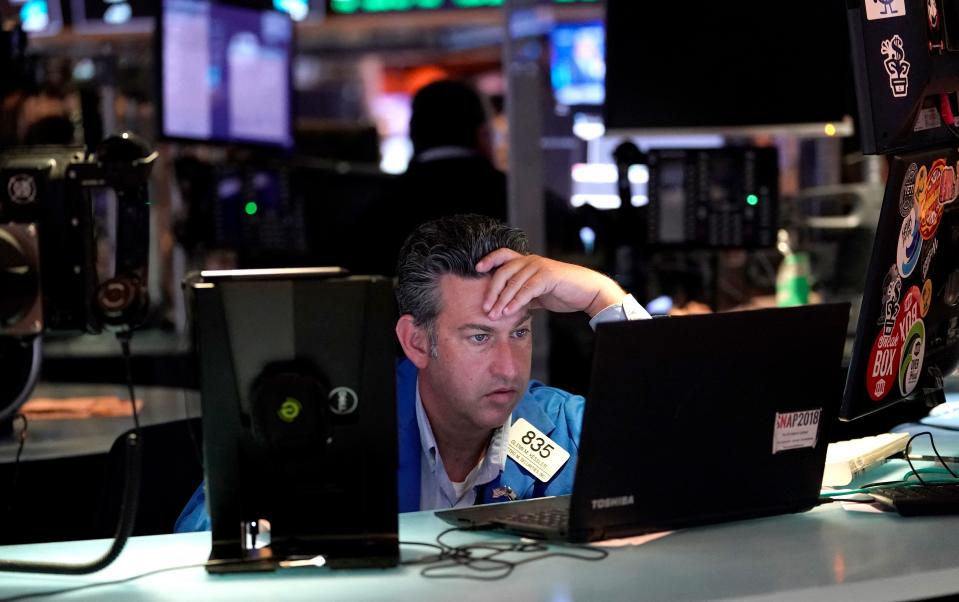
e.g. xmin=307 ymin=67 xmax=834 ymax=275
xmin=193 ymin=274 xmax=398 ymax=566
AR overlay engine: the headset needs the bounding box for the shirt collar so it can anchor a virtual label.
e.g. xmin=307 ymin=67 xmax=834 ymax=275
xmin=415 ymin=377 xmax=511 ymax=477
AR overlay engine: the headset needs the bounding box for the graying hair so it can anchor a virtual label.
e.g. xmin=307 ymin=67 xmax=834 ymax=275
xmin=395 ymin=214 xmax=528 ymax=353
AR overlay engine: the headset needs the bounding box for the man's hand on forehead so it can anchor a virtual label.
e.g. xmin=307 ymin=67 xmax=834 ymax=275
xmin=475 ymin=248 xmax=627 ymax=320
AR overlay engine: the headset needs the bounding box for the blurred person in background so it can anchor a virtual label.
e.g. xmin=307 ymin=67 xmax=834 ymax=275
xmin=372 ymin=79 xmax=508 ymax=275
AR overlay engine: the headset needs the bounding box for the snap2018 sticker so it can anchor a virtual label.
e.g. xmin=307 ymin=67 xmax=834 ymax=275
xmin=919 ymin=158 xmax=946 ymax=239
xmin=881 ymin=35 xmax=911 ymax=98
xmin=897 ymin=204 xmax=922 ymax=278
xmin=866 ymin=0 xmax=906 ymax=20
xmin=898 ymin=318 xmax=925 ymax=396
xmin=921 ymin=279 xmax=932 ymax=317
xmin=772 ymin=409 xmax=822 ymax=454
xmin=900 ymin=162 xmax=918 ymax=216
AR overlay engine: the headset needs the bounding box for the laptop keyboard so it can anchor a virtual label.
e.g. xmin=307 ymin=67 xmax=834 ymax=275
xmin=868 ymin=483 xmax=959 ymax=516
xmin=499 ymin=507 xmax=570 ymax=529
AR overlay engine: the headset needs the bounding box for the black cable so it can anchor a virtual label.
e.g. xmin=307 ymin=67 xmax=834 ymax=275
xmin=0 ymin=331 xmax=144 ymax=575
xmin=412 ymin=526 xmax=609 ymax=581
xmin=398 ymin=540 xmax=451 ymax=565
xmin=5 ymin=413 xmax=28 ymax=517
xmin=116 ymin=331 xmax=140 ymax=432
xmin=904 ymin=431 xmax=959 ymax=486
xmin=0 ymin=432 xmax=141 ymax=574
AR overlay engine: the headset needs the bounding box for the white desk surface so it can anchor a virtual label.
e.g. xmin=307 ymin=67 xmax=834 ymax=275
xmin=1 ymin=504 xmax=959 ymax=602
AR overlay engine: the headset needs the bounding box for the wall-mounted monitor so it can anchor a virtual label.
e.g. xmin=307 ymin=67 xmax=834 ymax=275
xmin=604 ymin=0 xmax=854 ymax=136
xmin=327 ymin=0 xmax=598 ymax=15
xmin=70 ymin=0 xmax=153 ymax=33
xmin=11 ymin=0 xmax=63 ymax=36
xmin=157 ymin=0 xmax=294 ymax=149
xmin=549 ymin=20 xmax=604 ymax=107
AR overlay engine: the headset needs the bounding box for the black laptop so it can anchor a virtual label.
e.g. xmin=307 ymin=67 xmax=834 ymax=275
xmin=437 ymin=303 xmax=850 ymax=542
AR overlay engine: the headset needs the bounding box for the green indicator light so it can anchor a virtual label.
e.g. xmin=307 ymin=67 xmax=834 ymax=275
xmin=746 ymin=194 xmax=759 ymax=206
xmin=244 ymin=201 xmax=258 ymax=215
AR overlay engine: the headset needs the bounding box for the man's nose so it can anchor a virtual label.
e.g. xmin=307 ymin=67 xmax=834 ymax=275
xmin=489 ymin=337 xmax=520 ymax=380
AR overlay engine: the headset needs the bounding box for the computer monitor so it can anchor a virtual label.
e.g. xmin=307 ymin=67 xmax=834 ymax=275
xmin=11 ymin=0 xmax=63 ymax=36
xmin=211 ymin=163 xmax=309 ymax=267
xmin=190 ymin=269 xmax=399 ymax=569
xmin=326 ymin=0 xmax=598 ymax=15
xmin=840 ymin=148 xmax=959 ymax=420
xmin=157 ymin=0 xmax=294 ymax=149
xmin=846 ymin=0 xmax=959 ymax=154
xmin=70 ymin=0 xmax=153 ymax=33
xmin=603 ymin=0 xmax=854 ymax=136
xmin=549 ymin=21 xmax=604 ymax=108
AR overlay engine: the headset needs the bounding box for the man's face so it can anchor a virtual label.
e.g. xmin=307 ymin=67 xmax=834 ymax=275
xmin=419 ymin=274 xmax=533 ymax=433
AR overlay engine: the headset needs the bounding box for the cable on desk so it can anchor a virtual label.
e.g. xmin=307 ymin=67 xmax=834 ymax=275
xmin=0 ymin=331 xmax=143 ymax=575
xmin=401 ymin=526 xmax=608 ymax=581
xmin=904 ymin=431 xmax=958 ymax=486
xmin=820 ymin=432 xmax=959 ymax=502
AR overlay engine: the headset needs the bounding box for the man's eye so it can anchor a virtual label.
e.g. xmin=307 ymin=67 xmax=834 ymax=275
xmin=512 ymin=328 xmax=531 ymax=339
xmin=469 ymin=334 xmax=490 ymax=344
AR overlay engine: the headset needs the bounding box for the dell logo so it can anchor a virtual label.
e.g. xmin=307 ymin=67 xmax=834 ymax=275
xmin=329 ymin=386 xmax=358 ymax=415
xmin=591 ymin=495 xmax=635 ymax=510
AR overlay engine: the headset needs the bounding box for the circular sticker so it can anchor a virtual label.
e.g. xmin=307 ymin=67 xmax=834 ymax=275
xmin=940 ymin=165 xmax=957 ymax=205
xmin=867 ymin=330 xmax=901 ymax=401
xmin=898 ymin=319 xmax=925 ymax=397
xmin=914 ymin=164 xmax=928 ymax=206
xmin=896 ymin=204 xmax=922 ymax=278
xmin=868 ymin=285 xmax=921 ymax=401
xmin=921 ymin=279 xmax=932 ymax=317
xmin=920 ymin=159 xmax=946 ymax=239
xmin=900 ymin=162 xmax=918 ymax=216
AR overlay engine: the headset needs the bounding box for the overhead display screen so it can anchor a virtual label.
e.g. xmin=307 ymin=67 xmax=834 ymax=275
xmin=327 ymin=0 xmax=598 ymax=14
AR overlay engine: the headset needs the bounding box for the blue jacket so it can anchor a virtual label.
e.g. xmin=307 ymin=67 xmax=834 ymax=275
xmin=174 ymin=359 xmax=584 ymax=532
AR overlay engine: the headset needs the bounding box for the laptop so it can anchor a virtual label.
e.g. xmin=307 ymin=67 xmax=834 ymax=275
xmin=437 ymin=303 xmax=850 ymax=542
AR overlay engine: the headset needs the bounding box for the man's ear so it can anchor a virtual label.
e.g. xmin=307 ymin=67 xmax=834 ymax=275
xmin=396 ymin=315 xmax=431 ymax=369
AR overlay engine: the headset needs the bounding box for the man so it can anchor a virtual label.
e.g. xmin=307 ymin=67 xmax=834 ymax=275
xmin=174 ymin=215 xmax=648 ymax=529
xmin=393 ymin=215 xmax=649 ymax=510
xmin=371 ymin=79 xmax=507 ymax=276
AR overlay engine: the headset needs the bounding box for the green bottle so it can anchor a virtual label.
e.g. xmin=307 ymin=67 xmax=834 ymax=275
xmin=776 ymin=252 xmax=811 ymax=307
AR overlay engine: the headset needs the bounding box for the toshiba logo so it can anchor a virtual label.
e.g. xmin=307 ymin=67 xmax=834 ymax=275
xmin=591 ymin=495 xmax=635 ymax=510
